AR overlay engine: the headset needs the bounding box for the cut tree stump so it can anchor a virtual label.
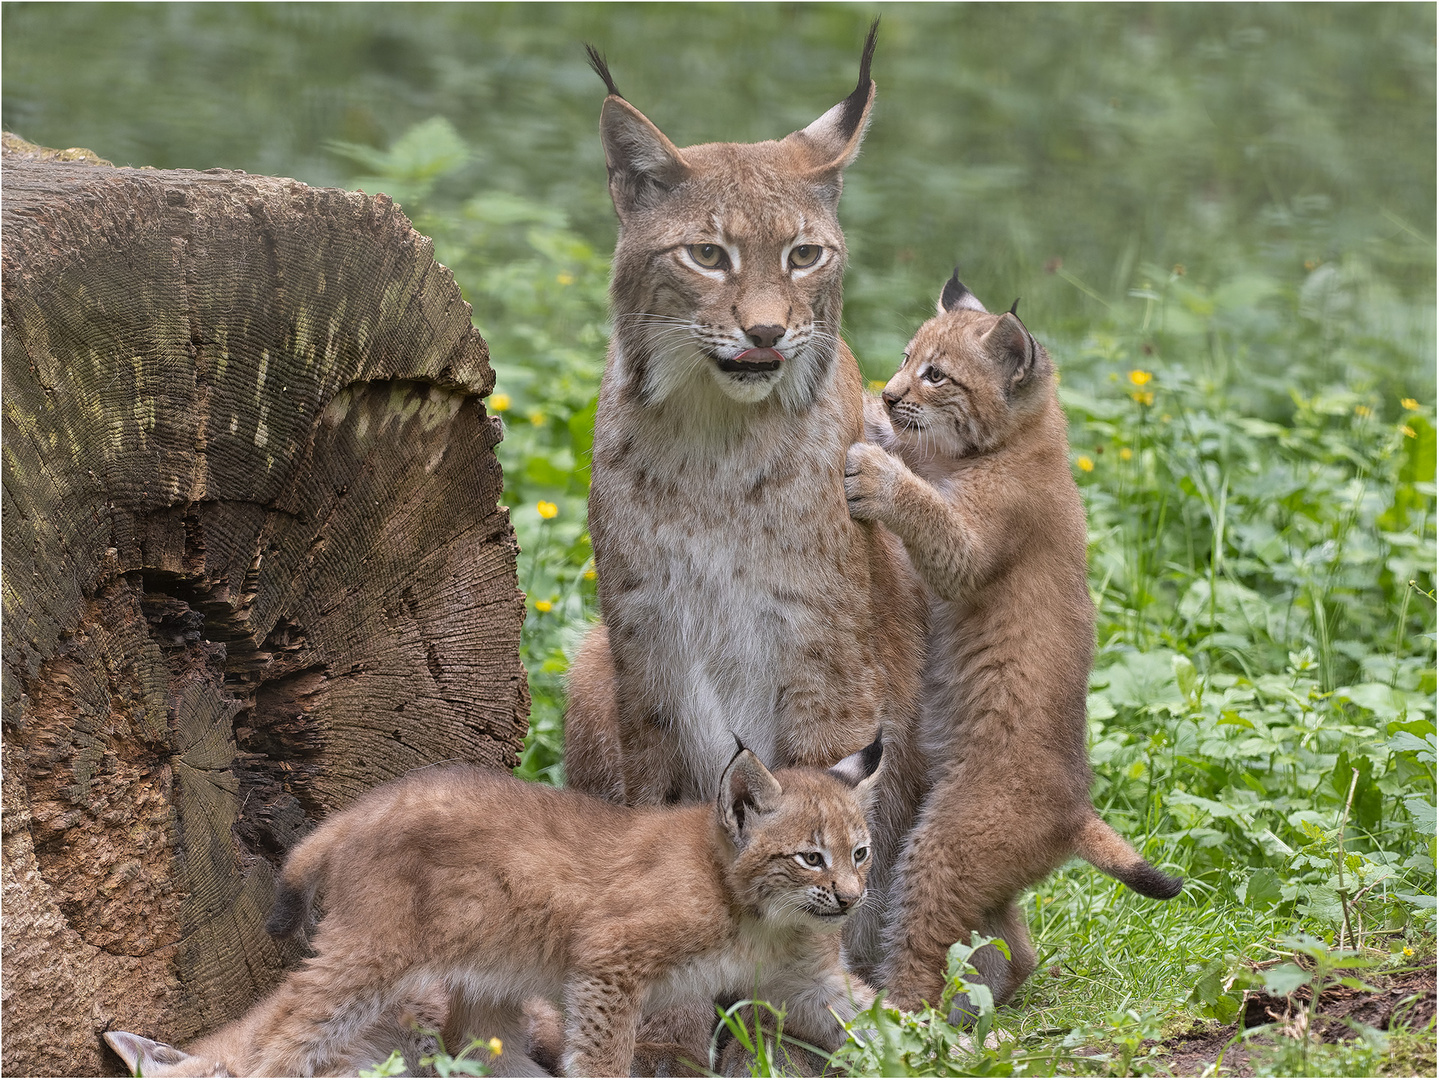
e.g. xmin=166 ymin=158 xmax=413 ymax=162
xmin=0 ymin=136 xmax=530 ymax=1077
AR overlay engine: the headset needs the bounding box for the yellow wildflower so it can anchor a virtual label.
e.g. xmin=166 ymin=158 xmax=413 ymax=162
xmin=537 ymin=500 xmax=558 ymax=520
xmin=868 ymin=379 xmax=887 ymax=391
xmin=534 ymin=600 xmax=552 ymax=614
xmin=584 ymin=568 xmax=597 ymax=581
xmin=490 ymin=393 xmax=511 ymax=412
xmin=1403 ymin=946 xmax=1414 ymax=957
xmin=529 ymin=410 xmax=546 ymax=425
xmin=1131 ymin=390 xmax=1155 ymax=406
xmin=1402 ymin=398 xmax=1419 ymax=411
xmin=556 ymin=272 xmax=575 ymax=286
xmin=1355 ymin=404 xmax=1372 ymax=418
xmin=1075 ymin=456 xmax=1095 ymax=473
xmin=1129 ymin=370 xmax=1153 ymax=386
xmin=1401 ymin=425 xmax=1416 ymax=438
xmin=1119 ymin=447 xmax=1133 ymax=461
xmin=488 ymin=1038 xmax=504 ymax=1056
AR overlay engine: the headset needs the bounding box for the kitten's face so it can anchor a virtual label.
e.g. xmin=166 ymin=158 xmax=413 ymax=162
xmin=879 ymin=303 xmax=1050 ymax=462
xmin=729 ymin=769 xmax=874 ymax=932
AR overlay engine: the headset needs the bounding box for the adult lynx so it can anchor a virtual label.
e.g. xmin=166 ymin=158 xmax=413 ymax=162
xmin=104 ymin=741 xmax=883 ymax=1077
xmin=565 ymin=26 xmax=926 ymax=976
xmin=845 ymin=275 xmax=1183 ymax=1015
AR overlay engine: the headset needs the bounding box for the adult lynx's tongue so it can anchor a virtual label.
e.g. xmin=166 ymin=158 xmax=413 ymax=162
xmin=719 ymin=348 xmax=783 ymax=372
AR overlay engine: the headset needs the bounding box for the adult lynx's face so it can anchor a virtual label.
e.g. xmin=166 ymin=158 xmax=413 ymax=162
xmin=591 ymin=32 xmax=875 ymax=410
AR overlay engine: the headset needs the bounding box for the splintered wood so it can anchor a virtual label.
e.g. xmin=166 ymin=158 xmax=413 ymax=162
xmin=0 ymin=140 xmax=529 ymax=1076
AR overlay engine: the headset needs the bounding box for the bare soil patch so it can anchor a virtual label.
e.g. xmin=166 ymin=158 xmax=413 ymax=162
xmin=1149 ymin=964 xmax=1435 ymax=1077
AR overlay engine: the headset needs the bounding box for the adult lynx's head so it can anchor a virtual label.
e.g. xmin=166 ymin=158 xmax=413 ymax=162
xmin=589 ymin=25 xmax=876 ymax=411
xmin=877 ymin=272 xmax=1055 ymax=460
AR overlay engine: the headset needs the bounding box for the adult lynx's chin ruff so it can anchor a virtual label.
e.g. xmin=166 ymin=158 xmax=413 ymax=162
xmin=566 ymin=24 xmax=927 ymax=980
xmin=104 ymin=740 xmax=883 ymax=1077
xmin=845 ymin=274 xmax=1183 ymax=1018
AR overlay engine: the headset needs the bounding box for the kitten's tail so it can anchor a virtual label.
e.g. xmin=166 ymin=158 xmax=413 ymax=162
xmin=264 ymin=826 xmax=331 ymax=939
xmin=1073 ymin=815 xmax=1183 ymax=900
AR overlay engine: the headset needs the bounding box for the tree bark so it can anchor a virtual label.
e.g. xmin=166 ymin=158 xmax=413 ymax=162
xmin=1 ymin=138 xmax=529 ymax=1076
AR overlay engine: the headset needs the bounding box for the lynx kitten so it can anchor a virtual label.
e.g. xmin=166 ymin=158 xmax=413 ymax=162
xmin=105 ymin=739 xmax=882 ymax=1077
xmin=845 ymin=274 xmax=1182 ymax=1016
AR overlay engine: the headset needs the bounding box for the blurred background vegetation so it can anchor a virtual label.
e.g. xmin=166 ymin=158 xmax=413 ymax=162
xmin=6 ymin=4 xmax=1435 ymax=1072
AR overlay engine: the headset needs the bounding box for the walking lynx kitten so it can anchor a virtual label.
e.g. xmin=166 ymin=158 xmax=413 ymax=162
xmin=565 ymin=24 xmax=927 ymax=981
xmin=844 ymin=274 xmax=1183 ymax=1016
xmin=103 ymin=739 xmax=882 ymax=1077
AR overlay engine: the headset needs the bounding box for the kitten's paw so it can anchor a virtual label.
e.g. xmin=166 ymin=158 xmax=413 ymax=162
xmin=844 ymin=442 xmax=897 ymax=521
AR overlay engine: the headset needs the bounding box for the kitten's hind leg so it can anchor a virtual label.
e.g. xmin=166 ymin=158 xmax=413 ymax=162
xmin=445 ymin=992 xmax=551 ymax=1077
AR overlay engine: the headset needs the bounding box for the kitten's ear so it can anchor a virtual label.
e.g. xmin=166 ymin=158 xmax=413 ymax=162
xmin=829 ymin=729 xmax=884 ymax=802
xmin=105 ymin=1031 xmax=224 ymax=1077
xmin=939 ymin=270 xmax=988 ymax=315
xmin=788 ymin=19 xmax=878 ymax=203
xmin=591 ymin=50 xmax=691 ymax=221
xmin=981 ymin=312 xmax=1041 ymax=390
xmin=717 ymin=747 xmax=784 ymax=845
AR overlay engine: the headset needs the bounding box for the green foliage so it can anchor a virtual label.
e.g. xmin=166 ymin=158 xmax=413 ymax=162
xmin=359 ymin=1033 xmax=500 ymax=1078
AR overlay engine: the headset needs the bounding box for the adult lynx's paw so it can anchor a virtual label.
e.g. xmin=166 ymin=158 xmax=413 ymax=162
xmin=845 ymin=442 xmax=900 ymax=521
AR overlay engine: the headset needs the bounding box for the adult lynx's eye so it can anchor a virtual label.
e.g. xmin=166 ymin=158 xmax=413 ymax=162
xmin=789 ymin=245 xmax=822 ymax=269
xmin=853 ymin=846 xmax=868 ymax=864
xmin=795 ymin=851 xmax=825 ymax=868
xmin=687 ymin=244 xmax=727 ymax=270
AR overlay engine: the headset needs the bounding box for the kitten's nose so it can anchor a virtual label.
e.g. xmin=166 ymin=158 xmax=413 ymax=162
xmin=881 ymin=388 xmax=901 ymax=408
xmin=745 ymin=324 xmax=785 ymax=349
xmin=834 ymin=888 xmax=863 ymax=912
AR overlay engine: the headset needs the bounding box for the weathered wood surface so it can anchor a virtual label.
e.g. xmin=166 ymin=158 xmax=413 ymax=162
xmin=1 ymin=139 xmax=529 ymax=1076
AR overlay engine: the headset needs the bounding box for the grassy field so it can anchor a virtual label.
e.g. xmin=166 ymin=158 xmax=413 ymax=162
xmin=6 ymin=4 xmax=1434 ymax=1075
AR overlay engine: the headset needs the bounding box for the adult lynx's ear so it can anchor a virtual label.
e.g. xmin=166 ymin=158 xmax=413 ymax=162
xmin=788 ymin=19 xmax=879 ymax=202
xmin=939 ymin=269 xmax=988 ymax=315
xmin=717 ymin=743 xmax=784 ymax=846
xmin=828 ymin=728 xmax=884 ymax=804
xmin=587 ymin=46 xmax=692 ymax=220
xmin=104 ymin=1031 xmax=230 ymax=1078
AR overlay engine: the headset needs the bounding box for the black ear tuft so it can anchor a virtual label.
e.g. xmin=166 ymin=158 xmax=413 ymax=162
xmin=731 ymin=731 xmax=746 ymax=755
xmin=836 ymin=18 xmax=881 ymax=138
xmin=940 ymin=269 xmax=987 ymax=314
xmin=585 ymin=44 xmax=624 ymax=99
xmin=1009 ymin=297 xmax=1021 ymax=317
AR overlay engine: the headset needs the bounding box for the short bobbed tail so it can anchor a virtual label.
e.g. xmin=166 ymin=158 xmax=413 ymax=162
xmin=1074 ymin=816 xmax=1183 ymax=900
xmin=263 ymin=826 xmax=331 ymax=938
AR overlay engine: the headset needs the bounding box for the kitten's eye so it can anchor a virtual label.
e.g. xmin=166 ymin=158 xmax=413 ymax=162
xmin=922 ymin=367 xmax=947 ymax=385
xmin=687 ymin=244 xmax=728 ymax=270
xmin=796 ymin=851 xmax=825 ymax=868
xmin=789 ymin=245 xmax=822 ymax=269
xmin=853 ymin=846 xmax=868 ymax=864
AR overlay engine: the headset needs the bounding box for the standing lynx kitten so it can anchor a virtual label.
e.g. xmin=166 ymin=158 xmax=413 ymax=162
xmin=565 ymin=26 xmax=927 ymax=977
xmin=844 ymin=274 xmax=1183 ymax=1015
xmin=103 ymin=740 xmax=882 ymax=1078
